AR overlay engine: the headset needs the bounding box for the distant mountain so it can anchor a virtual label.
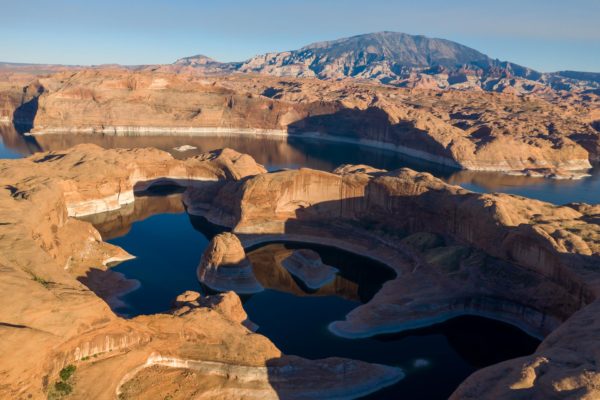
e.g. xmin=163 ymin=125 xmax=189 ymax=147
xmin=556 ymin=71 xmax=600 ymax=84
xmin=176 ymin=32 xmax=599 ymax=94
xmin=239 ymin=31 xmax=492 ymax=77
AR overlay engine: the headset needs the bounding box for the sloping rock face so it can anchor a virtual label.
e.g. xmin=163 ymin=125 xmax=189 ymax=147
xmin=14 ymin=69 xmax=597 ymax=174
xmin=451 ymin=298 xmax=600 ymax=400
xmin=186 ymin=164 xmax=600 ymax=399
xmin=0 ymin=146 xmax=405 ymax=399
xmin=197 ymin=232 xmax=263 ymax=294
xmin=176 ymin=32 xmax=599 ymax=95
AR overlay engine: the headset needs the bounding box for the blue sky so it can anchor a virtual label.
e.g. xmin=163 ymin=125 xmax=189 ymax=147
xmin=1 ymin=0 xmax=599 ymax=72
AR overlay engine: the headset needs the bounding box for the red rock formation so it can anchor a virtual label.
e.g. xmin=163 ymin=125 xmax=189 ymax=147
xmin=186 ymin=163 xmax=600 ymax=398
xmin=5 ymin=69 xmax=594 ymax=176
xmin=197 ymin=232 xmax=263 ymax=294
xmin=0 ymin=146 xmax=403 ymax=399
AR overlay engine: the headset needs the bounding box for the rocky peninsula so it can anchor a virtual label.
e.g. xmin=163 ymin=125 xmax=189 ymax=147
xmin=0 ymin=145 xmax=406 ymax=399
xmin=185 ymin=153 xmax=600 ymax=398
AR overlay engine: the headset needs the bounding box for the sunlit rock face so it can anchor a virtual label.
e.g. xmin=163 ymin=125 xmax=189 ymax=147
xmin=0 ymin=143 xmax=597 ymax=399
xmin=0 ymin=146 xmax=406 ymax=399
xmin=197 ymin=232 xmax=263 ymax=294
xmin=280 ymin=249 xmax=339 ymax=290
xmin=186 ymin=161 xmax=600 ymax=399
xmin=8 ymin=66 xmax=596 ymax=176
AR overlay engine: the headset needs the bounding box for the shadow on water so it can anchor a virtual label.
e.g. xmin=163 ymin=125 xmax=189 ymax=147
xmin=0 ymin=124 xmax=41 ymax=158
xmin=240 ymin=242 xmax=540 ymax=399
xmin=80 ymin=191 xmax=543 ymax=399
xmin=0 ymin=126 xmax=597 ymax=203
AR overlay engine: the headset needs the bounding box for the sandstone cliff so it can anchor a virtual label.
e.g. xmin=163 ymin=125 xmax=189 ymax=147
xmin=0 ymin=145 xmax=403 ymax=399
xmin=197 ymin=232 xmax=264 ymax=294
xmin=10 ymin=69 xmax=594 ymax=176
xmin=185 ymin=162 xmax=600 ymax=399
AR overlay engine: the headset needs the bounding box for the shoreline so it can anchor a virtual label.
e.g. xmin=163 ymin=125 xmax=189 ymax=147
xmin=237 ymin=233 xmax=550 ymax=340
xmin=29 ymin=125 xmax=594 ymax=177
xmin=116 ymin=354 xmax=405 ymax=400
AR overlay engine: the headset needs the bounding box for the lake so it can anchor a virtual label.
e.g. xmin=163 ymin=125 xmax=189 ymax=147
xmin=1 ymin=126 xmax=599 ymax=204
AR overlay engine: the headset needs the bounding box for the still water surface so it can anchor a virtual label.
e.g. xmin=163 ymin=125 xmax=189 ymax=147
xmin=95 ymin=201 xmax=540 ymax=400
xmin=0 ymin=127 xmax=578 ymax=398
xmin=1 ymin=126 xmax=599 ymax=204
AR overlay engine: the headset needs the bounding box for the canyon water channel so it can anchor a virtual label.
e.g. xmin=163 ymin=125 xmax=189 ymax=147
xmin=4 ymin=129 xmax=593 ymax=398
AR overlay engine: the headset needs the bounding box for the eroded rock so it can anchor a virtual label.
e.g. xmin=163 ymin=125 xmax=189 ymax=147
xmin=197 ymin=232 xmax=263 ymax=294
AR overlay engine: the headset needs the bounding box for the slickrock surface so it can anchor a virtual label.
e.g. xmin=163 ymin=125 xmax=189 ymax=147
xmin=4 ymin=68 xmax=596 ymax=176
xmin=0 ymin=145 xmax=404 ymax=400
xmin=118 ymin=355 xmax=404 ymax=400
xmin=186 ymin=163 xmax=600 ymax=399
xmin=197 ymin=232 xmax=264 ymax=294
xmin=280 ymin=249 xmax=339 ymax=289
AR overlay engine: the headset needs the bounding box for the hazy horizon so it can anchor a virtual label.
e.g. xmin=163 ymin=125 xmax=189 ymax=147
xmin=1 ymin=0 xmax=599 ymax=72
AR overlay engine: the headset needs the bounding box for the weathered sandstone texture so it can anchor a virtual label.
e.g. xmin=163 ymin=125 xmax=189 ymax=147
xmin=197 ymin=232 xmax=264 ymax=294
xmin=185 ymin=163 xmax=600 ymax=399
xmin=6 ymin=68 xmax=596 ymax=176
xmin=0 ymin=145 xmax=403 ymax=399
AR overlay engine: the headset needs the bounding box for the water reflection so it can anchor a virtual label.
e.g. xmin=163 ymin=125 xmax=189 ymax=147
xmin=79 ymin=192 xmax=186 ymax=240
xmin=0 ymin=124 xmax=40 ymax=158
xmin=81 ymin=193 xmax=540 ymax=400
xmin=1 ymin=126 xmax=598 ymax=204
xmin=246 ymin=242 xmax=396 ymax=303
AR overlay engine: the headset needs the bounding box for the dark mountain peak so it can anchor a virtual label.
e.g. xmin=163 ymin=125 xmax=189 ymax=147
xmin=176 ymin=32 xmax=598 ymax=94
xmin=298 ymin=31 xmax=491 ymax=68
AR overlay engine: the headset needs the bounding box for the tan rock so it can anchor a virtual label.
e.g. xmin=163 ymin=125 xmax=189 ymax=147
xmin=187 ymin=162 xmax=600 ymax=398
xmin=197 ymin=232 xmax=263 ymax=294
xmin=0 ymin=146 xmax=404 ymax=400
xmin=3 ymin=68 xmax=594 ymax=176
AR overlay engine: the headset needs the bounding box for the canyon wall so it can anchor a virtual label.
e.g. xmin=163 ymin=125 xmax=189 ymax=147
xmin=14 ymin=69 xmax=597 ymax=175
xmin=186 ymin=163 xmax=600 ymax=398
xmin=0 ymin=146 xmax=405 ymax=399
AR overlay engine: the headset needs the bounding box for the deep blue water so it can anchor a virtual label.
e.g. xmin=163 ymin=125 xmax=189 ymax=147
xmin=101 ymin=209 xmax=540 ymax=400
xmin=0 ymin=129 xmax=569 ymax=398
xmin=108 ymin=212 xmax=208 ymax=316
xmin=0 ymin=136 xmax=23 ymax=158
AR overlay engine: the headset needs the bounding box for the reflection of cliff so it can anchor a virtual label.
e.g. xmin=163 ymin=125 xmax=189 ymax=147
xmin=80 ymin=193 xmax=185 ymax=240
xmin=445 ymin=169 xmax=594 ymax=192
xmin=33 ymin=133 xmax=330 ymax=169
xmin=247 ymin=244 xmax=359 ymax=301
xmin=0 ymin=124 xmax=41 ymax=155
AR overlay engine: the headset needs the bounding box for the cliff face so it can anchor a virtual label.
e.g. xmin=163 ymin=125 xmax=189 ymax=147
xmin=0 ymin=145 xmax=406 ymax=399
xmin=186 ymin=163 xmax=600 ymax=399
xmin=20 ymin=69 xmax=598 ymax=175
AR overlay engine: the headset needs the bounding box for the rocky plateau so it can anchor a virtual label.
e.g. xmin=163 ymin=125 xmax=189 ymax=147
xmin=0 ymin=30 xmax=599 ymax=400
xmin=185 ymin=153 xmax=600 ymax=399
xmin=0 ymin=145 xmax=407 ymax=399
xmin=0 ymin=31 xmax=598 ymax=178
xmin=0 ymin=143 xmax=596 ymax=398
